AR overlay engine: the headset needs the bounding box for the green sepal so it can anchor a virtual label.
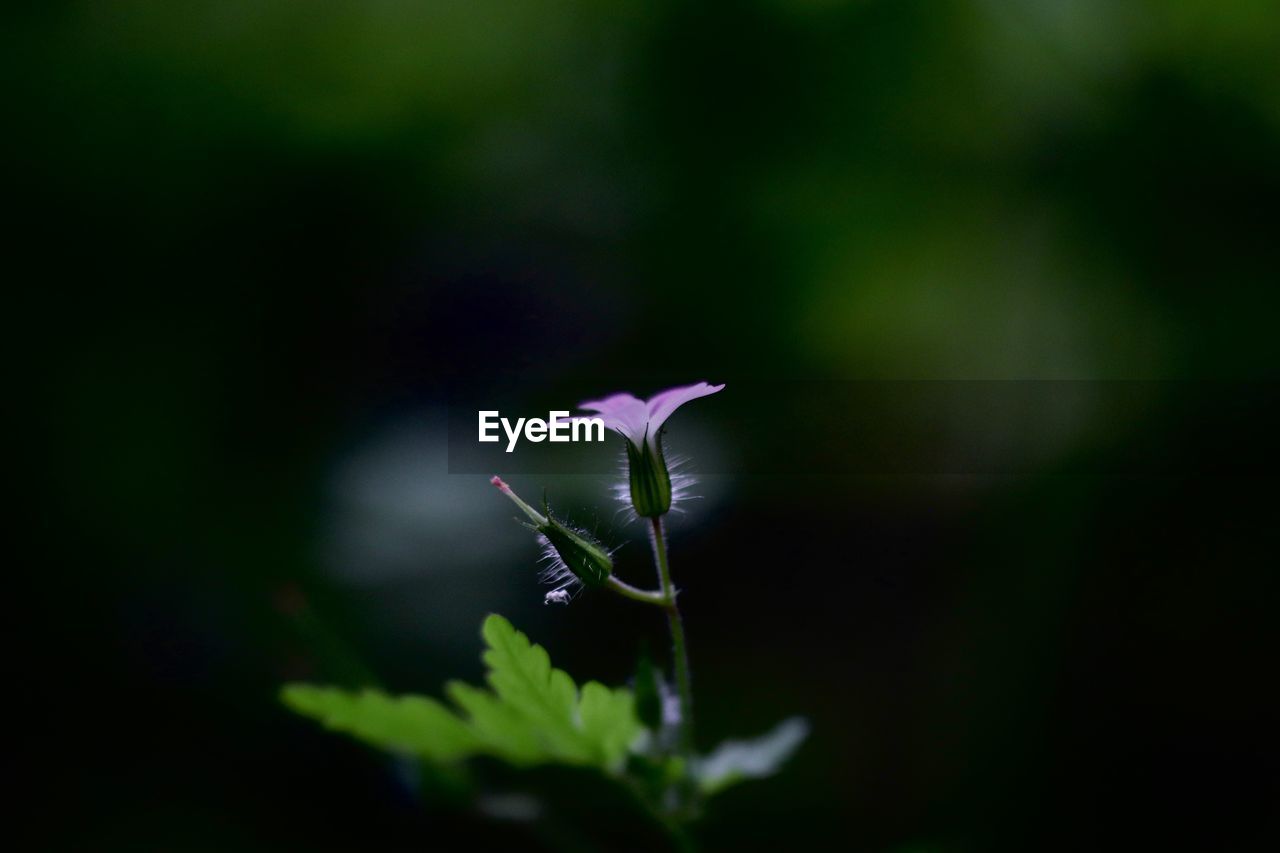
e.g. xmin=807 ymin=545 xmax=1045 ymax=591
xmin=626 ymin=428 xmax=672 ymax=517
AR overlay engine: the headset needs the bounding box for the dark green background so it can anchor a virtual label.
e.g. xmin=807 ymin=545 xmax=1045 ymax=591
xmin=16 ymin=1 xmax=1277 ymax=850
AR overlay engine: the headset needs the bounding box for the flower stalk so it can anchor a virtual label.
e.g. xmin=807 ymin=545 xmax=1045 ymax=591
xmin=606 ymin=575 xmax=670 ymax=606
xmin=650 ymin=515 xmax=695 ymax=757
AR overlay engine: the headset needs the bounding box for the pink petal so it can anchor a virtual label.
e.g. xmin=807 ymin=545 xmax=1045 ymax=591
xmin=644 ymin=381 xmax=726 ymax=435
xmin=578 ymin=392 xmax=649 ymax=444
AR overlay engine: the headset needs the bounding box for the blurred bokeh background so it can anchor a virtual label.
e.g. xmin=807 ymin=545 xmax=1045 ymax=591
xmin=15 ymin=1 xmax=1278 ymax=850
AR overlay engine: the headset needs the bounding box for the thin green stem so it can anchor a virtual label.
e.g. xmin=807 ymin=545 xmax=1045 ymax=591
xmin=605 ymin=575 xmax=668 ymax=606
xmin=650 ymin=515 xmax=694 ymax=757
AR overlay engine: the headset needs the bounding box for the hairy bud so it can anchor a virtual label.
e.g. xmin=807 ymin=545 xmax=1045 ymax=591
xmin=492 ymin=476 xmax=613 ymax=589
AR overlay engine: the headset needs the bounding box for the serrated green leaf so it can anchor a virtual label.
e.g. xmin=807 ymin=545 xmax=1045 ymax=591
xmin=478 ymin=614 xmax=590 ymax=761
xmin=694 ymin=717 xmax=810 ymax=795
xmin=579 ymin=681 xmax=641 ymax=767
xmin=280 ymin=684 xmax=478 ymax=762
xmin=281 ymin=614 xmax=641 ymax=775
xmin=444 ymin=680 xmax=546 ymax=765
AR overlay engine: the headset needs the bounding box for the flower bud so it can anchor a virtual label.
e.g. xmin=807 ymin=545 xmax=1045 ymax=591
xmin=625 ymin=429 xmax=672 ymax=518
xmin=491 ymin=476 xmax=613 ymax=588
xmin=537 ymin=506 xmax=614 ymax=587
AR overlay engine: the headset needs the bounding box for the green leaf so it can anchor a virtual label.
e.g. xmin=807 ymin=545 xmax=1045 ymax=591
xmin=478 ymin=613 xmax=589 ymax=761
xmin=694 ymin=717 xmax=810 ymax=796
xmin=578 ymin=681 xmax=640 ymax=767
xmin=279 ymin=684 xmax=478 ymax=762
xmin=281 ymin=614 xmax=640 ymax=774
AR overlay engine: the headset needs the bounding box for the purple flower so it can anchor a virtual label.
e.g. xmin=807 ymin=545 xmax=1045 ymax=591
xmin=578 ymin=382 xmax=724 ymax=517
xmin=579 ymin=382 xmax=725 ymax=449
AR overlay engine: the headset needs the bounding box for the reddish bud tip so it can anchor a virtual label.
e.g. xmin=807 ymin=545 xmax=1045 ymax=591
xmin=490 ymin=475 xmax=506 ymax=489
